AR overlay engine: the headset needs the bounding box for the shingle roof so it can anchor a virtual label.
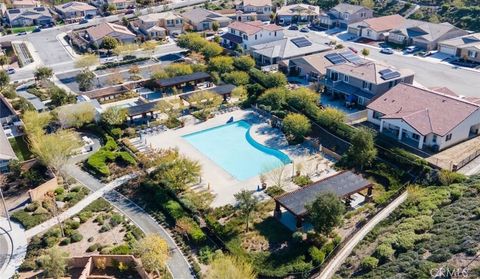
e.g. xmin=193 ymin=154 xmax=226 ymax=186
xmin=181 ymin=8 xmax=230 ymax=23
xmin=440 ymin=33 xmax=480 ymax=48
xmin=0 ymin=127 xmax=17 ymax=161
xmin=228 ymin=20 xmax=282 ymax=35
xmin=356 ymin=14 xmax=405 ymax=32
xmin=250 ymin=36 xmax=331 ymax=60
xmin=139 ymin=11 xmax=180 ymax=22
xmin=275 ymin=171 xmax=372 ymax=216
xmin=367 ymin=83 xmax=480 ymax=136
xmin=332 ymin=3 xmax=368 ymax=14
xmin=12 ymin=0 xmax=37 ymax=7
xmin=327 ymin=62 xmax=414 ymax=84
xmin=277 ymin=4 xmax=320 ymax=17
xmin=55 ymin=1 xmax=96 ymax=12
xmin=6 ymin=7 xmax=51 ymax=21
xmin=391 ymin=20 xmax=468 ymax=42
xmin=87 ymin=22 xmax=135 ymax=42
xmin=242 ymin=0 xmax=271 ymax=7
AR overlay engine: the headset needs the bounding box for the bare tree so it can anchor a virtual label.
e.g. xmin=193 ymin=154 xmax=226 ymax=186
xmin=264 ymin=164 xmax=287 ymax=188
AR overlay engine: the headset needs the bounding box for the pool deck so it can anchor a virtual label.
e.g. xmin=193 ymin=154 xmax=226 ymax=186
xmin=140 ymin=109 xmax=323 ymax=207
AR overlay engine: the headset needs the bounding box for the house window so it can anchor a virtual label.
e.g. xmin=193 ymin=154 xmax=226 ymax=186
xmin=412 ymin=133 xmax=420 ymax=140
xmin=388 ymin=81 xmax=394 ymax=88
xmin=362 ymin=81 xmax=369 ymax=90
xmin=274 ymin=31 xmax=277 ymax=36
xmin=446 ymin=134 xmax=452 ymax=141
xmin=372 ymin=111 xmax=383 ymax=119
xmin=343 ymin=13 xmax=349 ymax=20
xmin=361 ymin=12 xmax=366 ymax=18
xmin=330 ymin=71 xmax=338 ymax=81
xmin=343 ymin=75 xmax=349 ymax=83
xmin=255 ymin=34 xmax=257 ymax=40
xmin=433 ymin=135 xmax=437 ymax=143
xmin=468 ymin=50 xmax=477 ymax=58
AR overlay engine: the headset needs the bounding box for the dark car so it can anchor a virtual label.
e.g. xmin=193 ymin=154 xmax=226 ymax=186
xmin=79 ymin=19 xmax=88 ymax=24
xmin=85 ymin=14 xmax=94 ymax=19
xmin=288 ymin=24 xmax=299 ymax=30
xmin=300 ymin=27 xmax=309 ymax=33
xmin=125 ymin=9 xmax=135 ymax=15
xmin=32 ymin=27 xmax=41 ymax=33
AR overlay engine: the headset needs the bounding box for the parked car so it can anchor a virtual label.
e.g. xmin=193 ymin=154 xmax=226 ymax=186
xmin=380 ymin=47 xmax=394 ymax=54
xmin=7 ymin=68 xmax=15 ymax=74
xmin=288 ymin=24 xmax=299 ymax=30
xmin=79 ymin=19 xmax=89 ymax=24
xmin=125 ymin=9 xmax=135 ymax=15
xmin=420 ymin=50 xmax=437 ymax=57
xmin=404 ymin=46 xmax=418 ymax=53
xmin=85 ymin=14 xmax=94 ymax=19
xmin=300 ymin=26 xmax=309 ymax=33
xmin=17 ymin=31 xmax=27 ymax=36
xmin=32 ymin=27 xmax=41 ymax=33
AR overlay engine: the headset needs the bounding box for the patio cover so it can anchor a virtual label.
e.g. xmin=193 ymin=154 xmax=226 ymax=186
xmin=275 ymin=171 xmax=372 ymax=217
xmin=155 ymin=72 xmax=210 ymax=88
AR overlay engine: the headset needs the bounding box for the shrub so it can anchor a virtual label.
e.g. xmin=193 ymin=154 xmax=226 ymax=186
xmin=11 ymin=210 xmax=50 ymax=229
xmin=78 ymin=212 xmax=92 ymax=223
xmin=109 ymin=213 xmax=123 ymax=227
xmin=309 ymin=246 xmax=326 ymax=265
xmin=59 ymin=238 xmax=71 ymax=246
xmin=84 ymin=198 xmax=112 ymax=213
xmin=65 ymin=220 xmax=80 ymax=230
xmin=189 ymin=224 xmax=206 ymax=244
xmin=54 ymin=187 xmax=65 ymax=195
xmin=25 ymin=202 xmax=39 ymax=212
xmin=19 ymin=259 xmax=37 ymax=271
xmin=100 ymin=224 xmax=112 ymax=233
xmin=292 ymin=231 xmax=304 ymax=243
xmin=116 ymin=152 xmax=136 ymax=165
xmin=198 ymin=246 xmax=215 ymax=264
xmin=374 ymin=243 xmax=395 ymax=262
xmin=87 ymin=243 xmax=101 ymax=252
xmin=164 ymin=200 xmax=185 ymax=220
xmin=360 ymin=256 xmax=379 ymax=271
xmin=293 ymin=175 xmax=312 ymax=186
xmin=110 ymin=244 xmax=131 ymax=255
xmin=111 ymin=128 xmax=123 ymax=139
xmin=71 ymin=233 xmax=83 ymax=243
xmin=320 ymin=241 xmax=335 ymax=256
xmin=265 ymin=186 xmax=285 ymax=197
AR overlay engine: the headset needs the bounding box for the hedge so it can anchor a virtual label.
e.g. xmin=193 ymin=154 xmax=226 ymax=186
xmin=85 ymin=136 xmax=135 ymax=177
xmin=164 ymin=200 xmax=185 ymax=220
xmin=95 ymin=57 xmax=149 ymax=70
xmin=11 ymin=210 xmax=50 ymax=229
xmin=309 ymin=246 xmax=326 ymax=265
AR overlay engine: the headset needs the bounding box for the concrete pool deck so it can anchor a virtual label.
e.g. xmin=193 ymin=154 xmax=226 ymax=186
xmin=139 ymin=109 xmax=334 ymax=207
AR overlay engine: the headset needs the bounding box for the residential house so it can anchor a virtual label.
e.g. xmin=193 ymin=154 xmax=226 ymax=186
xmin=5 ymin=7 xmax=53 ymax=27
xmin=216 ymin=9 xmax=258 ymax=23
xmin=276 ymin=4 xmax=321 ymax=26
xmin=221 ymin=20 xmax=283 ymax=50
xmin=12 ymin=0 xmax=38 ymax=8
xmin=318 ymin=3 xmax=372 ymax=29
xmin=388 ymin=20 xmax=468 ymax=50
xmin=134 ymin=12 xmax=184 ymax=39
xmin=236 ymin=0 xmax=272 ymax=21
xmin=323 ymin=62 xmax=414 ymax=106
xmin=181 ymin=8 xmax=232 ymax=31
xmin=348 ymin=14 xmax=406 ymax=41
xmin=105 ymin=0 xmax=135 ymax=11
xmin=0 ymin=127 xmax=16 ymax=173
xmin=438 ymin=33 xmax=480 ymax=63
xmin=367 ymin=83 xmax=480 ymax=151
xmin=251 ymin=36 xmax=331 ymax=66
xmin=86 ymin=22 xmax=136 ymax=47
xmin=287 ymin=49 xmax=364 ymax=81
xmin=55 ymin=1 xmax=97 ymax=20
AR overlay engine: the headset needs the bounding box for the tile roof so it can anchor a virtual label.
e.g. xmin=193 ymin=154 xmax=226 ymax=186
xmin=181 ymin=8 xmax=230 ymax=23
xmin=87 ymin=22 xmax=135 ymax=42
xmin=277 ymin=4 xmax=320 ymax=17
xmin=275 ymin=171 xmax=372 ymax=216
xmin=356 ymin=14 xmax=405 ymax=32
xmin=6 ymin=6 xmax=51 ymax=21
xmin=56 ymin=1 xmax=97 ymax=12
xmin=139 ymin=11 xmax=180 ymax=22
xmin=242 ymin=0 xmax=272 ymax=7
xmin=327 ymin=62 xmax=414 ymax=84
xmin=367 ymin=83 xmax=480 ymax=136
xmin=228 ymin=20 xmax=282 ymax=35
xmin=332 ymin=3 xmax=368 ymax=14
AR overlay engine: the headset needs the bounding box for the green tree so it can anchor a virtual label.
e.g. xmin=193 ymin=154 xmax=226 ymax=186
xmin=153 ymin=155 xmax=201 ymax=192
xmin=361 ymin=48 xmax=370 ymax=57
xmin=222 ymin=71 xmax=250 ymax=86
xmin=75 ymin=54 xmax=99 ymax=69
xmin=133 ymin=234 xmax=169 ymax=277
xmin=34 ymin=66 xmax=53 ymax=82
xmin=101 ymin=106 xmax=128 ymax=126
xmin=40 ymin=248 xmax=69 ymax=279
xmin=286 ymin=87 xmax=318 ymax=111
xmin=206 ymin=254 xmax=257 ymax=279
xmin=164 ymin=63 xmax=193 ymax=77
xmin=360 ymin=0 xmax=375 ymax=9
xmin=234 ymin=189 xmax=259 ymax=232
xmin=282 ymin=113 xmax=311 ymax=143
xmin=0 ymin=70 xmax=10 ymax=90
xmin=141 ymin=40 xmax=157 ymax=54
xmin=49 ymin=86 xmax=76 ymax=107
xmin=177 ymin=33 xmax=208 ymax=52
xmin=201 ymin=41 xmax=223 ymax=59
xmin=307 ymin=192 xmax=345 ymax=235
xmin=101 ymin=36 xmax=119 ymax=52
xmin=0 ymin=55 xmax=10 ymax=69
xmin=264 ymin=72 xmax=287 ymax=88
xmin=151 ymin=69 xmax=169 ymax=80
xmin=233 ymin=55 xmax=255 ymax=71
xmin=76 ymin=69 xmax=95 ymax=91
xmin=188 ymin=91 xmax=223 ymax=113
xmin=212 ymin=21 xmax=220 ymax=32
xmin=56 ymin=103 xmax=95 ymax=128
xmin=344 ymin=127 xmax=377 ymax=169
xmin=107 ymin=3 xmax=117 ymax=13
xmin=231 ymin=86 xmax=247 ymax=101
xmin=208 ymin=56 xmax=234 ymax=74
xmin=316 ymin=107 xmax=346 ymax=126
xmin=257 ymin=87 xmax=288 ymax=110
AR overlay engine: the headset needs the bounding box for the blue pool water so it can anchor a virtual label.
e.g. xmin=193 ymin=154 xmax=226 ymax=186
xmin=183 ymin=120 xmax=291 ymax=181
xmin=142 ymin=92 xmax=162 ymax=101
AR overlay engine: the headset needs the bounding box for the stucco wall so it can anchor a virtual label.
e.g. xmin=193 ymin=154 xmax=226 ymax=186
xmin=28 ymin=176 xmax=58 ymax=202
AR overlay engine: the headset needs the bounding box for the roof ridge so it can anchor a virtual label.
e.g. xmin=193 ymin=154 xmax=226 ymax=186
xmin=401 ymin=83 xmax=480 ymax=107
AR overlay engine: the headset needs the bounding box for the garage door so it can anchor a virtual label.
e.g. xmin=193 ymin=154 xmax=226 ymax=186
xmin=439 ymin=45 xmax=457 ymax=56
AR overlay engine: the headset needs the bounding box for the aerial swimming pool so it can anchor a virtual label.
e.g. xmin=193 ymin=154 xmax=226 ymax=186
xmin=182 ymin=120 xmax=291 ymax=181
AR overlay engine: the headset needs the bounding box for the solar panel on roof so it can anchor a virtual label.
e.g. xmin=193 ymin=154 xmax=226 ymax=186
xmin=291 ymin=37 xmax=312 ymax=48
xmin=325 ymin=53 xmax=347 ymax=65
xmin=379 ymin=69 xmax=393 ymax=75
xmin=339 ymin=51 xmax=362 ymax=64
xmin=381 ymin=71 xmax=401 ymax=80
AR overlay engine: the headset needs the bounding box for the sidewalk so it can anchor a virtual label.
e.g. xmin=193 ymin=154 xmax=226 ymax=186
xmin=0 ymin=219 xmax=27 ymax=279
xmin=25 ymin=173 xmax=137 ymax=238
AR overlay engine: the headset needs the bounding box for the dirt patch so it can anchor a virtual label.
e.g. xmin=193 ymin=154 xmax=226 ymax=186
xmin=427 ymin=136 xmax=480 ymax=170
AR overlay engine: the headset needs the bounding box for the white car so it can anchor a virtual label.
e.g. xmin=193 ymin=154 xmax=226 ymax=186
xmin=380 ymin=47 xmax=394 ymax=54
xmin=6 ymin=68 xmax=15 ymax=74
xmin=404 ymin=46 xmax=417 ymax=53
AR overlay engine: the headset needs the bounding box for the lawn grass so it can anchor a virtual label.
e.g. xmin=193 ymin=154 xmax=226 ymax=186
xmin=9 ymin=136 xmax=32 ymax=161
xmin=8 ymin=26 xmax=36 ymax=34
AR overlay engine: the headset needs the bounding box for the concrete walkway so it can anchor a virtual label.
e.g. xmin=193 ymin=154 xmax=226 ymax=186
xmin=0 ymin=219 xmax=27 ymax=279
xmin=316 ymin=191 xmax=408 ymax=279
xmin=25 ymin=173 xmax=137 ymax=238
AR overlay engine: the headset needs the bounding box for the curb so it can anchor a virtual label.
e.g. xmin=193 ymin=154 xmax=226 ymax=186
xmin=0 ymin=225 xmax=14 ymax=275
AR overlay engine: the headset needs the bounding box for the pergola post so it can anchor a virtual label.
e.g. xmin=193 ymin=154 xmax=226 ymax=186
xmin=295 ymin=216 xmax=302 ymax=229
xmin=274 ymin=201 xmax=282 ymax=218
xmin=366 ymin=186 xmax=373 ymax=201
xmin=345 ymin=196 xmax=352 ymax=208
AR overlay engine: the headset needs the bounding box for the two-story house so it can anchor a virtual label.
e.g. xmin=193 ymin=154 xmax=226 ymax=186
xmin=276 ymin=4 xmax=321 ymax=26
xmin=367 ymin=83 xmax=480 ymax=151
xmin=105 ymin=0 xmax=135 ymax=11
xmin=236 ymin=0 xmax=272 ymax=21
xmin=318 ymin=3 xmax=372 ymax=29
xmin=134 ymin=12 xmax=184 ymax=39
xmin=181 ymin=8 xmax=232 ymax=31
xmin=55 ymin=1 xmax=97 ymax=20
xmin=221 ymin=21 xmax=283 ymax=50
xmin=12 ymin=0 xmax=38 ymax=8
xmin=323 ymin=61 xmax=414 ymax=106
